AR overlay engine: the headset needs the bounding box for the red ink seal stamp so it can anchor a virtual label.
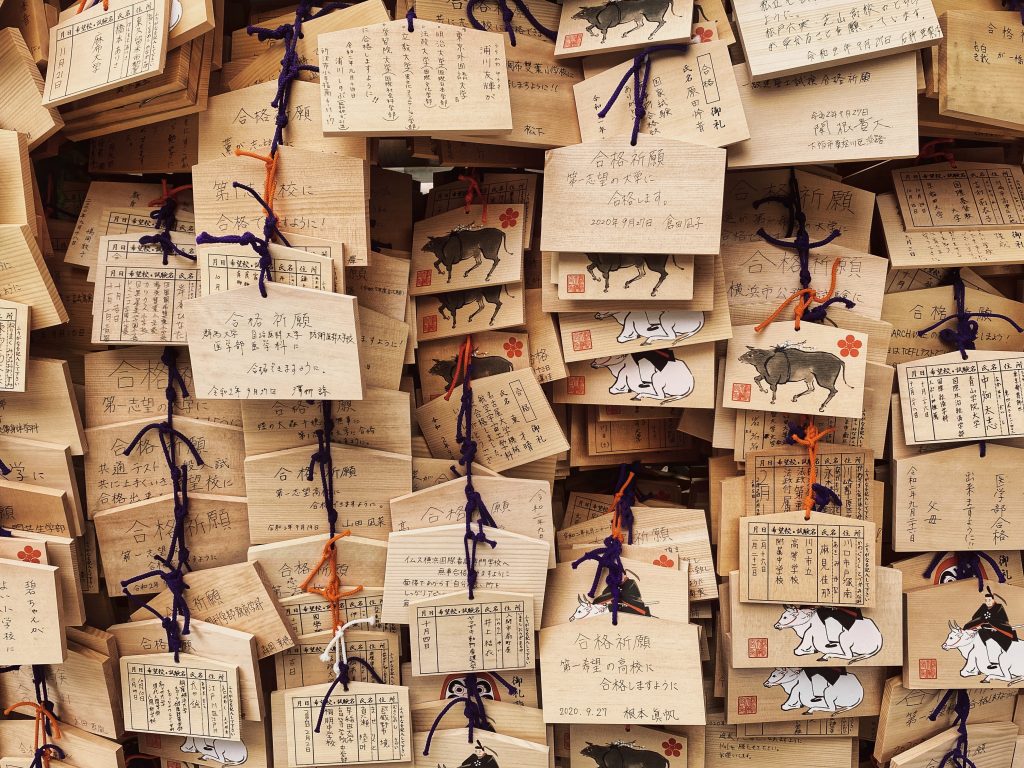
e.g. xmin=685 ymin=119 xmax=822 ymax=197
xmin=422 ymin=315 xmax=437 ymax=334
xmin=415 ymin=269 xmax=432 ymax=288
xmin=731 ymin=382 xmax=751 ymax=402
xmin=564 ymin=32 xmax=583 ymax=48
xmin=572 ymin=329 xmax=592 ymax=352
xmin=748 ymin=638 xmax=768 ymax=659
xmin=144 ymin=735 xmax=163 ymax=749
xmin=919 ymin=658 xmax=937 ymax=680
xmin=567 ymin=376 xmax=586 ymax=395
xmin=737 ymin=696 xmax=757 ymax=715
xmin=566 ymin=273 xmax=586 ymax=294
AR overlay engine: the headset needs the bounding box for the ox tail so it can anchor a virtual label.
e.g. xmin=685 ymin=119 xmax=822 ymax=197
xmin=669 ymin=0 xmax=684 ymax=16
xmin=839 ymin=358 xmax=853 ymax=389
xmin=659 ymin=394 xmax=690 ymax=405
xmin=831 ymin=703 xmax=860 ymax=716
xmin=503 ymin=283 xmax=516 ymax=298
xmin=670 ymin=255 xmax=687 ymax=270
xmin=502 ymin=231 xmax=513 ymax=255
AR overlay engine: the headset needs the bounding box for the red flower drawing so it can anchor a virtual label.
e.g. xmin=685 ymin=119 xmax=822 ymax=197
xmin=837 ymin=334 xmax=862 ymax=358
xmin=503 ymin=337 xmax=523 ymax=358
xmin=663 ymin=738 xmax=683 ymax=757
xmin=693 ymin=26 xmax=713 ymax=42
xmin=17 ymin=546 xmax=41 ymax=564
xmin=653 ymin=554 xmax=675 ymax=568
xmin=498 ymin=207 xmax=519 ymax=229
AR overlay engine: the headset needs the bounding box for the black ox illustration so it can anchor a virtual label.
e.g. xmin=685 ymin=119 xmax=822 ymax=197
xmin=585 ymin=253 xmax=687 ymax=296
xmin=422 ymin=228 xmax=513 ymax=283
xmin=580 ymin=741 xmax=670 ymax=768
xmin=738 ymin=344 xmax=852 ymax=412
xmin=436 ymin=285 xmax=515 ymax=328
xmin=572 ymin=0 xmax=682 ymax=43
xmin=429 ymin=354 xmax=513 ymax=389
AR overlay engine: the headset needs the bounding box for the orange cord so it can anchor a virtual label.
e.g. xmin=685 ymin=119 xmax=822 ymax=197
xmin=788 ymin=421 xmax=835 ymax=520
xmin=443 ymin=335 xmax=474 ymax=401
xmin=457 ymin=174 xmax=488 ymax=223
xmin=4 ymin=701 xmax=62 ymax=767
xmin=235 ymin=148 xmax=280 ymax=222
xmin=299 ymin=531 xmax=363 ymax=631
xmin=148 ymin=180 xmax=193 ymax=207
xmin=755 ymin=258 xmax=843 ymax=333
xmin=607 ymin=471 xmax=636 ymax=543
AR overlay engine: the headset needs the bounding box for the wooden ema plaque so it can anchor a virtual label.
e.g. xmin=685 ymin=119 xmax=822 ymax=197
xmin=414 ymin=729 xmax=548 ymax=768
xmin=0 ymin=299 xmax=28 ymax=392
xmin=553 ymin=0 xmax=694 ymax=59
xmin=282 ymin=682 xmax=411 ymax=766
xmin=409 ymin=590 xmax=535 ymax=677
xmin=897 ymin=349 xmax=1024 ymax=445
xmin=723 ymin=323 xmax=869 ymax=419
xmin=728 ymin=567 xmax=903 ymax=668
xmin=381 ymin=525 xmax=550 ymax=624
xmin=275 ymin=629 xmax=400 ymax=690
xmin=42 ymin=0 xmax=171 ymax=107
xmin=893 ymin=162 xmax=1024 ymax=232
xmin=555 ymin=251 xmax=695 ymax=300
xmin=541 ymin=135 xmax=725 ymax=255
xmin=731 ymin=0 xmax=940 ymax=81
xmin=892 ymin=443 xmax=1024 ymax=551
xmin=905 ymin=580 xmax=1024 ymax=689
xmin=0 ymin=558 xmax=65 ymax=665
xmin=891 ymin=723 xmax=1018 ymax=768
xmin=120 ymin=653 xmax=241 ymax=740
xmin=183 ymin=282 xmax=364 ymax=401
xmin=318 ymin=20 xmax=512 ymax=137
xmin=725 ymin=664 xmax=886 ymax=723
xmin=739 ymin=511 xmax=876 ymax=607
xmin=538 ymin=618 xmax=705 ymax=725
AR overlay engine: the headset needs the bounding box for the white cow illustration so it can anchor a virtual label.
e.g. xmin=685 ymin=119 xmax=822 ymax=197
xmin=774 ymin=605 xmax=883 ymax=663
xmin=590 ymin=354 xmax=694 ymax=403
xmin=180 ymin=736 xmax=248 ymax=765
xmin=942 ymin=621 xmax=1024 ymax=684
xmin=594 ymin=310 xmax=705 ymax=345
xmin=570 ymin=594 xmax=610 ymax=622
xmin=763 ymin=667 xmax=864 ymax=715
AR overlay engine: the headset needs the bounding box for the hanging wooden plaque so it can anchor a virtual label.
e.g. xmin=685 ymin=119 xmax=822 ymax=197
xmin=541 ymin=558 xmax=691 ymax=627
xmin=318 ymin=20 xmax=512 ymax=137
xmin=725 ymin=664 xmax=886 ymax=723
xmin=409 ymin=590 xmax=535 ymax=676
xmin=414 ymin=368 xmax=569 ymax=472
xmin=732 ymin=0 xmax=940 ymax=82
xmin=121 ymin=653 xmax=241 ymax=740
xmin=414 ymin=282 xmax=525 ymax=341
xmin=42 ymin=0 xmax=171 ymax=107
xmin=416 ymin=331 xmax=532 ymax=402
xmin=183 ymin=282 xmax=364 ymax=401
xmin=897 ymin=349 xmax=1024 ymax=445
xmin=282 ymin=682 xmax=411 ymax=766
xmin=243 ymin=443 xmax=411 ymax=544
xmin=905 ymin=579 xmax=1024 ymax=689
xmin=410 ymin=205 xmax=524 ymax=295
xmin=389 ymin=475 xmax=554 ymax=567
xmin=541 ymin=135 xmax=726 ymax=255
xmin=555 ymin=251 xmax=695 ymax=300
xmin=275 ymin=629 xmax=400 ymax=690
xmin=739 ymin=511 xmax=876 ymax=607
xmin=568 ymin=724 xmax=687 ymax=768
xmin=574 ymin=42 xmax=750 ymax=148
xmin=553 ymin=0 xmax=694 ymax=59
xmin=723 ymin=323 xmax=868 ymax=419
xmin=893 ymin=162 xmax=1024 ymax=232
xmin=892 ymin=723 xmax=1018 ymax=768
xmin=539 ymin=618 xmax=705 ymax=724
xmin=728 ymin=567 xmax=902 ymax=668
xmin=0 ymin=558 xmax=65 ymax=664
xmin=197 ymin=242 xmax=334 ymax=297
xmin=893 ymin=443 xmax=1024 ymax=551
xmin=248 ymin=533 xmax=388 ymax=601
xmin=381 ymin=525 xmax=550 ymax=624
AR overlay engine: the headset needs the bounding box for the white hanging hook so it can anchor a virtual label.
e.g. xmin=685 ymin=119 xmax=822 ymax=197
xmin=319 ymin=616 xmax=375 ymax=676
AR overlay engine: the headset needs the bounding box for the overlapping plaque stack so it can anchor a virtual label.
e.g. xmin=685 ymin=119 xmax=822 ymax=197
xmin=0 ymin=1 xmax=1023 ymax=768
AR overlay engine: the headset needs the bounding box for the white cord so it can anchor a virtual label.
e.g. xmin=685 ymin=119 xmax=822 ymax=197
xmin=319 ymin=616 xmax=375 ymax=676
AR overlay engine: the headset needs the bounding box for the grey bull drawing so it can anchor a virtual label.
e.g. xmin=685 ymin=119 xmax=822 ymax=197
xmin=737 ymin=345 xmax=852 ymax=412
xmin=422 ymin=228 xmax=513 ymax=283
xmin=436 ymin=285 xmax=515 ymax=328
xmin=580 ymin=741 xmax=670 ymax=768
xmin=585 ymin=253 xmax=688 ymax=296
xmin=572 ymin=0 xmax=683 ymax=43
